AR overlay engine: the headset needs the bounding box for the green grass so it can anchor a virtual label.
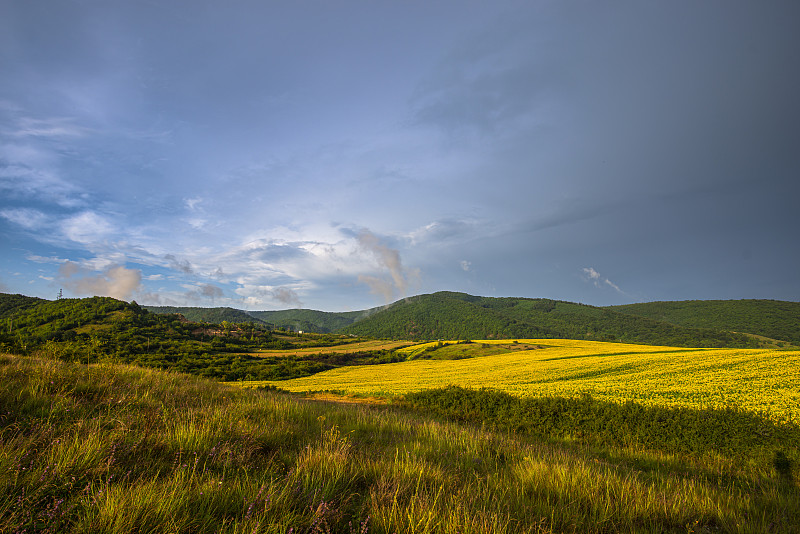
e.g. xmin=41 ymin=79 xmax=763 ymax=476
xmin=1 ymin=353 xmax=798 ymax=533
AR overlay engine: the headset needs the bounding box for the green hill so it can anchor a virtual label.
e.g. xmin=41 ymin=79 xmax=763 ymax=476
xmin=0 ymin=295 xmax=391 ymax=382
xmin=6 ymin=292 xmax=800 ymax=357
xmin=137 ymin=294 xmax=800 ymax=346
xmin=247 ymin=307 xmax=378 ymax=333
xmin=0 ymin=296 xmax=298 ymax=379
xmin=144 ymin=305 xmax=270 ymax=326
xmin=607 ymin=299 xmax=800 ymax=345
xmin=340 ymin=292 xmax=769 ymax=347
xmin=145 ymin=305 xmax=379 ymax=333
xmin=0 ymin=292 xmax=45 ymax=319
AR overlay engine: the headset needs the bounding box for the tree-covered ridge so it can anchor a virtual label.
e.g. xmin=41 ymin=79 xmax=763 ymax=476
xmin=145 ymin=305 xmax=380 ymax=333
xmin=0 ymin=292 xmax=45 ymax=319
xmin=247 ymin=308 xmax=378 ymax=333
xmin=144 ymin=305 xmax=271 ymax=326
xmin=607 ymin=299 xmax=800 ymax=344
xmin=341 ymin=292 xmax=769 ymax=348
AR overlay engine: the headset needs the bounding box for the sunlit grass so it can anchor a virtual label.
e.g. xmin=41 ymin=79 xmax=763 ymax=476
xmin=2 ymin=353 xmax=797 ymax=533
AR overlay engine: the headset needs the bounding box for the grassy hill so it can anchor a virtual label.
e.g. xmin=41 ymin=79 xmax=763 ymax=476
xmin=3 ymin=353 xmax=798 ymax=533
xmin=340 ymin=292 xmax=769 ymax=348
xmin=608 ymin=299 xmax=800 ymax=345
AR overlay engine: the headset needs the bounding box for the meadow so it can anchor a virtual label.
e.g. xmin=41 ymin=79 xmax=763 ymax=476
xmin=2 ymin=352 xmax=798 ymax=533
xmin=248 ymin=339 xmax=800 ymax=426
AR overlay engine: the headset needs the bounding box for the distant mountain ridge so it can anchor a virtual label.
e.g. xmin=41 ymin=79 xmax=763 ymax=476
xmin=144 ymin=306 xmax=271 ymax=326
xmin=6 ymin=291 xmax=799 ymax=348
xmin=337 ymin=292 xmax=780 ymax=348
xmin=144 ymin=291 xmax=799 ymax=347
xmin=144 ymin=305 xmax=381 ymax=333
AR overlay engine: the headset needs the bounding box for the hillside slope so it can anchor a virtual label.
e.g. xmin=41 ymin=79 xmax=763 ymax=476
xmin=3 ymin=354 xmax=798 ymax=533
xmin=145 ymin=305 xmax=379 ymax=333
xmin=608 ymin=299 xmax=800 ymax=344
xmin=0 ymin=292 xmax=45 ymax=319
xmin=144 ymin=305 xmax=270 ymax=326
xmin=341 ymin=292 xmax=766 ymax=347
xmin=247 ymin=308 xmax=378 ymax=333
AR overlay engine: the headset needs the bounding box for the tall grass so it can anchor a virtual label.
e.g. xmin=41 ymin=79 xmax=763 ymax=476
xmin=1 ymin=353 xmax=797 ymax=533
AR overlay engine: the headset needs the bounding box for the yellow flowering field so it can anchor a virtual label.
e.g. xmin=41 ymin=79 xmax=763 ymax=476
xmin=246 ymin=339 xmax=800 ymax=425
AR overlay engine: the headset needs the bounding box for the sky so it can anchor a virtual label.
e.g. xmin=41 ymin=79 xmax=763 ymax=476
xmin=1 ymin=1 xmax=799 ymax=311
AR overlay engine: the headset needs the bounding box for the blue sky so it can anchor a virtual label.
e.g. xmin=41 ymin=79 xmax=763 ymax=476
xmin=1 ymin=1 xmax=799 ymax=311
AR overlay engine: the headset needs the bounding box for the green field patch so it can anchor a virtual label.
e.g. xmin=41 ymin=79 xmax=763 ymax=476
xmin=398 ymin=340 xmax=547 ymax=361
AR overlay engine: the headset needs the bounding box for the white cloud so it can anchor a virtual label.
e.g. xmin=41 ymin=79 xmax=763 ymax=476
xmin=0 ymin=208 xmax=50 ymax=230
xmin=61 ymin=211 xmax=115 ymax=245
xmin=185 ymin=197 xmax=203 ymax=211
xmin=25 ymin=254 xmax=68 ymax=264
xmin=460 ymin=260 xmax=472 ymax=272
xmin=12 ymin=117 xmax=89 ymax=138
xmin=582 ymin=267 xmax=625 ymax=295
xmin=0 ymin=143 xmax=84 ymax=207
xmin=583 ymin=267 xmax=602 ymax=283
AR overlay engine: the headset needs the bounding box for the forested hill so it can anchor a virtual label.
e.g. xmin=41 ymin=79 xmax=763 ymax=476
xmin=144 ymin=306 xmax=270 ymax=326
xmin=340 ymin=292 xmax=774 ymax=348
xmin=5 ymin=291 xmax=799 ymax=350
xmin=607 ymin=299 xmax=800 ymax=345
xmin=247 ymin=308 xmax=378 ymax=334
xmin=0 ymin=293 xmax=44 ymax=319
xmin=144 ymin=306 xmax=378 ymax=333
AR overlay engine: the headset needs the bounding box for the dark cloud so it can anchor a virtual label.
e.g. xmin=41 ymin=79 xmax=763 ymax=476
xmin=249 ymin=243 xmax=309 ymax=263
xmin=2 ymin=1 xmax=799 ymax=308
xmin=165 ymin=254 xmax=193 ymax=274
xmin=411 ymin=218 xmax=478 ymax=243
xmin=270 ymin=287 xmax=303 ymax=308
xmin=356 ymin=229 xmax=418 ymax=303
xmin=185 ymin=284 xmax=224 ymax=303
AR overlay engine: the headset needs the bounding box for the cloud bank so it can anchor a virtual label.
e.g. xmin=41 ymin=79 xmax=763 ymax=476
xmin=59 ymin=262 xmax=142 ymax=301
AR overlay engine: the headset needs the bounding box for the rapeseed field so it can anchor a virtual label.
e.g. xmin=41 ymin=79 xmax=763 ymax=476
xmin=250 ymin=339 xmax=800 ymax=425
